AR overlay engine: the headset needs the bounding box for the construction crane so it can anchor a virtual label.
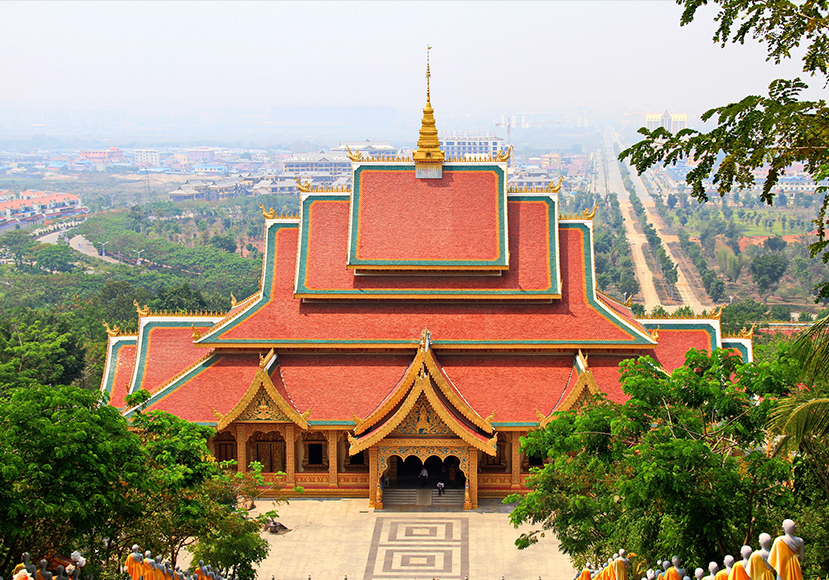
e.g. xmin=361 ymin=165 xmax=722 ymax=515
xmin=494 ymin=115 xmax=563 ymax=146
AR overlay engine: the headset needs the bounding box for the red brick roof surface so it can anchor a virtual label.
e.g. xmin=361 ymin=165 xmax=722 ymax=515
xmin=108 ymin=344 xmax=136 ymax=409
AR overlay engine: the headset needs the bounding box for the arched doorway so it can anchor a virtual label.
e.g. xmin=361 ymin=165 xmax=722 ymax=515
xmin=381 ymin=454 xmax=466 ymax=489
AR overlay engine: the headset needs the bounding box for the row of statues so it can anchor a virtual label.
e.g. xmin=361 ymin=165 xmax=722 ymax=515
xmin=12 ymin=553 xmax=84 ymax=580
xmin=580 ymin=520 xmax=806 ymax=580
xmin=125 ymin=546 xmax=226 ymax=580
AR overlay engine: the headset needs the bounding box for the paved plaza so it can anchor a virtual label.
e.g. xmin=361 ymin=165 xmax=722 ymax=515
xmin=251 ymin=498 xmax=576 ymax=580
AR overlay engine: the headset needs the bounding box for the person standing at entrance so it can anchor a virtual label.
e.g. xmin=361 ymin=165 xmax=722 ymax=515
xmin=419 ymin=466 xmax=429 ymax=487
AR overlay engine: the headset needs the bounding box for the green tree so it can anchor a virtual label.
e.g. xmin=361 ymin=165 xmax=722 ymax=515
xmin=0 ymin=385 xmax=142 ymax=578
xmin=750 ymin=253 xmax=789 ymax=298
xmin=0 ymin=314 xmax=85 ymax=392
xmin=0 ymin=230 xmax=36 ymax=268
xmin=506 ymin=348 xmax=797 ymax=569
xmin=32 ymin=243 xmax=78 ymax=273
xmin=620 ymin=0 xmax=829 ymax=300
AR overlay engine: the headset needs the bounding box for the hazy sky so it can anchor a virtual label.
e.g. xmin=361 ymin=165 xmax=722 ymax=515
xmin=1 ymin=1 xmax=822 ymax=121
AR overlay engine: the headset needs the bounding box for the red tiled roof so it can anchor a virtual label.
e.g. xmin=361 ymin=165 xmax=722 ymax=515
xmin=648 ymin=327 xmax=713 ymax=372
xmin=275 ymin=354 xmax=413 ymax=420
xmin=208 ymin=224 xmax=650 ymax=348
xmin=143 ymin=353 xmax=261 ymax=422
xmin=135 ymin=324 xmax=215 ymax=393
xmin=300 ymin=198 xmax=551 ymax=295
xmin=109 ymin=344 xmax=136 ymax=409
xmin=352 ymin=167 xmax=503 ymax=264
xmin=439 ymin=354 xmax=577 ymax=422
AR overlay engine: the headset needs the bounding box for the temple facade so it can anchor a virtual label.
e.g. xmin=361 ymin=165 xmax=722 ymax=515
xmin=101 ymin=76 xmax=752 ymax=509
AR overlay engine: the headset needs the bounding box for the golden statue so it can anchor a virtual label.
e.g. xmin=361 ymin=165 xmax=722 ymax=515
xmin=581 ymin=203 xmax=598 ymax=220
xmin=231 ymin=292 xmax=238 ymax=307
xmin=546 ymin=176 xmax=564 ymax=193
xmin=191 ymin=325 xmax=202 ymax=340
xmin=133 ymin=300 xmax=150 ymax=317
xmin=495 ymin=145 xmax=513 ymax=162
xmin=295 ymin=176 xmax=312 ymax=192
xmin=103 ymin=320 xmax=120 ymax=337
xmin=345 ymin=145 xmax=363 ymax=162
xmin=258 ymin=202 xmax=276 ymax=219
xmin=415 ymin=404 xmax=431 ymax=434
xmin=624 ymin=295 xmax=633 ymax=308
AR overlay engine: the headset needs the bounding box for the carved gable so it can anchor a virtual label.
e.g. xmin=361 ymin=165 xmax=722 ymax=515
xmin=237 ymin=386 xmax=291 ymax=422
xmin=390 ymin=394 xmax=452 ymax=436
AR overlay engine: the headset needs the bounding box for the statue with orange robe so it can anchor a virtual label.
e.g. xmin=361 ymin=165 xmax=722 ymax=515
xmin=728 ymin=548 xmax=752 ymax=580
xmin=769 ymin=520 xmax=805 ymax=580
xmin=714 ymin=558 xmax=731 ymax=580
xmin=747 ymin=534 xmax=776 ymax=580
xmin=125 ymin=545 xmax=143 ymax=580
xmin=613 ymin=549 xmax=630 ymax=580
xmin=666 ymin=556 xmax=683 ymax=580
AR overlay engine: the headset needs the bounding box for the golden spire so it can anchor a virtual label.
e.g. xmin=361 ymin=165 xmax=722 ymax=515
xmin=413 ymin=45 xmax=444 ymax=172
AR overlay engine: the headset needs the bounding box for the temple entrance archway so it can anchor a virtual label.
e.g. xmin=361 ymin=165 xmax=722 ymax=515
xmin=382 ymin=454 xmax=466 ymax=489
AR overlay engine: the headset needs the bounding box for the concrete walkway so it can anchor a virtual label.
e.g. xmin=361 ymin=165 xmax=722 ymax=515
xmin=251 ymin=498 xmax=576 ymax=580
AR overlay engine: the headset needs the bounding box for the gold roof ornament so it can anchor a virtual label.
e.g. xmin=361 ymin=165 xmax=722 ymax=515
xmin=581 ymin=203 xmax=598 ymax=220
xmin=495 ymin=146 xmax=513 ymax=162
xmin=739 ymin=323 xmax=756 ymax=339
xmin=133 ymin=299 xmax=150 ymax=317
xmin=103 ymin=320 xmax=120 ymax=337
xmin=412 ymin=46 xmax=445 ymax=173
xmin=345 ymin=145 xmax=363 ymax=162
xmin=546 ymin=176 xmax=564 ymax=193
xmin=191 ymin=325 xmax=202 ymax=340
xmin=258 ymin=202 xmax=276 ymax=219
xmin=295 ymin=176 xmax=312 ymax=193
xmin=420 ymin=327 xmax=432 ymax=351
xmin=230 ymin=292 xmax=238 ymax=308
xmin=713 ymin=304 xmax=725 ymax=319
xmin=649 ymin=326 xmax=660 ymax=341
xmin=625 ymin=295 xmax=633 ymax=308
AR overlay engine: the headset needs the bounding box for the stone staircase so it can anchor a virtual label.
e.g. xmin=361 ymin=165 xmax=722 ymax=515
xmin=381 ymin=487 xmax=465 ymax=507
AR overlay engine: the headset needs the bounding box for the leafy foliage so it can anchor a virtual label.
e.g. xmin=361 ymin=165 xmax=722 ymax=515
xmin=506 ymin=348 xmax=797 ymax=569
xmin=620 ymin=0 xmax=829 ymax=299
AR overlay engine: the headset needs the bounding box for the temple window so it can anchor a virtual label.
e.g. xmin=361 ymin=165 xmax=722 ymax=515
xmin=350 ymin=451 xmax=365 ymax=466
xmin=301 ymin=432 xmax=329 ymax=471
xmin=308 ymin=443 xmax=324 ymax=465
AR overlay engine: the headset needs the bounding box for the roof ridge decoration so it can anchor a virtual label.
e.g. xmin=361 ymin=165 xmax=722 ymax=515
xmin=259 ymin=202 xmax=276 ymax=219
xmin=546 ymin=176 xmax=564 ymax=193
xmin=295 ymin=176 xmax=312 ymax=193
xmin=103 ymin=320 xmax=121 ymax=337
xmin=215 ymin=349 xmax=309 ymax=431
xmin=345 ymin=145 xmax=363 ymax=162
xmin=537 ymin=352 xmax=601 ymax=426
xmin=144 ymin=309 xmax=227 ymax=318
xmin=560 ymin=204 xmax=599 ymax=221
xmin=133 ymin=300 xmax=151 ymax=317
xmin=723 ymin=323 xmax=756 ymax=340
xmin=637 ymin=305 xmax=725 ymax=320
xmin=412 ymin=45 xmax=445 ymax=171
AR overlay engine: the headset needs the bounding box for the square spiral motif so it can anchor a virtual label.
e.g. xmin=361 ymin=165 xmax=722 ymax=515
xmin=364 ymin=518 xmax=468 ymax=580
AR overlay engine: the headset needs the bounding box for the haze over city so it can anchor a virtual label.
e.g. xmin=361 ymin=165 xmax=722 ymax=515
xmin=1 ymin=0 xmax=823 ymax=145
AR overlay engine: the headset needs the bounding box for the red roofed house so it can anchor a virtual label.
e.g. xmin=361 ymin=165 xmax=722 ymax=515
xmin=101 ymin=75 xmax=752 ymax=509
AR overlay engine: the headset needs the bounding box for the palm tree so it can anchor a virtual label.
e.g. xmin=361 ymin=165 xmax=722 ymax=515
xmin=768 ymin=314 xmax=829 ymax=451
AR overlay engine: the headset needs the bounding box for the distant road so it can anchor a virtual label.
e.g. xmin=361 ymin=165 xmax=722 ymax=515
xmin=605 ymin=131 xmax=707 ymax=312
xmin=38 ymin=231 xmax=122 ymax=264
xmin=594 ymin=131 xmax=661 ymax=312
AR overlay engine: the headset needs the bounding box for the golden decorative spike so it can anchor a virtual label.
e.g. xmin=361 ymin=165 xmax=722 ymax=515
xmin=484 ymin=410 xmax=495 ymax=424
xmin=133 ymin=299 xmax=150 ymax=317
xmin=259 ymin=352 xmax=267 ymax=369
xmin=351 ymin=412 xmax=364 ymax=429
xmin=420 ymin=327 xmax=431 ymax=351
xmin=191 ymin=325 xmax=202 ymax=340
xmin=495 ymin=145 xmax=513 ymax=162
xmin=546 ymin=176 xmax=564 ymax=193
xmin=625 ymin=295 xmax=633 ymax=308
xmin=345 ymin=145 xmax=363 ymax=162
xmin=259 ymin=202 xmax=276 ymax=219
xmin=231 ymin=292 xmax=237 ymax=307
xmin=582 ymin=203 xmax=598 ymax=220
xmin=712 ymin=304 xmax=725 ymax=319
xmin=102 ymin=320 xmax=120 ymax=337
xmin=212 ymin=407 xmax=224 ymax=421
xmin=295 ymin=176 xmax=312 ymax=192
xmin=347 ymin=432 xmax=358 ymax=446
xmin=300 ymin=408 xmax=312 ymax=421
xmin=649 ymin=326 xmax=660 ymax=341
xmin=413 ymin=45 xmax=445 ymax=166
xmin=739 ymin=323 xmax=756 ymax=339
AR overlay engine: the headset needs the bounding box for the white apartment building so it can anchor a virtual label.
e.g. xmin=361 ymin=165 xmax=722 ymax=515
xmin=134 ymin=149 xmax=161 ymax=166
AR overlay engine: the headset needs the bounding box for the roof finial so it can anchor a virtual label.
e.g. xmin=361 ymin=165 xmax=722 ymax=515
xmin=414 ymin=44 xmax=444 ymax=177
xmin=426 ymin=44 xmax=431 ymax=103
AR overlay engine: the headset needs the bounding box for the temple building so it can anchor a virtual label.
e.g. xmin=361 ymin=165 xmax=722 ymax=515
xmin=101 ymin=68 xmax=752 ymax=509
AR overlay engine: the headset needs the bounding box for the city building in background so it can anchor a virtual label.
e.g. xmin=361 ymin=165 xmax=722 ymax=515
xmin=645 ymin=110 xmax=687 ymax=132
